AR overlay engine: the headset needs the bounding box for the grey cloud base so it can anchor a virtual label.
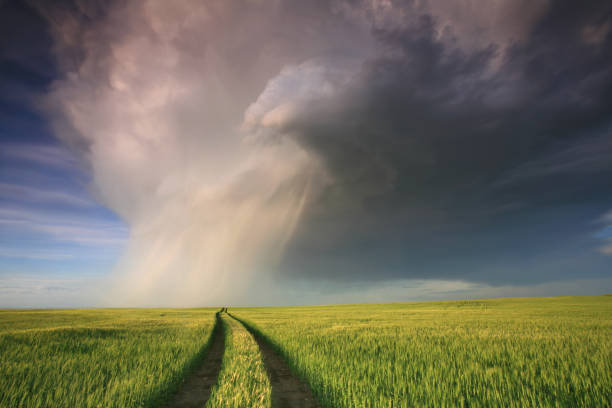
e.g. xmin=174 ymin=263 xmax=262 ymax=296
xmin=268 ymin=0 xmax=612 ymax=285
xmin=29 ymin=0 xmax=612 ymax=304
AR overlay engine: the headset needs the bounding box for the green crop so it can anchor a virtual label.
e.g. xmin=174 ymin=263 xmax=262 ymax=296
xmin=233 ymin=296 xmax=612 ymax=408
xmin=3 ymin=297 xmax=610 ymax=408
xmin=0 ymin=308 xmax=217 ymax=408
xmin=207 ymin=313 xmax=271 ymax=408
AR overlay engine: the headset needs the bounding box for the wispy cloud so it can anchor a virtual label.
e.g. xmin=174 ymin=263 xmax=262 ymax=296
xmin=0 ymin=140 xmax=125 ymax=266
xmin=231 ymin=276 xmax=612 ymax=306
xmin=601 ymin=209 xmax=612 ymax=223
xmin=496 ymin=135 xmax=612 ymax=186
xmin=0 ymin=182 xmax=95 ymax=207
xmin=0 ymin=248 xmax=75 ymax=261
xmin=599 ymin=244 xmax=612 ymax=255
xmin=0 ymin=273 xmax=105 ymax=308
xmin=0 ymin=206 xmax=127 ymax=246
xmin=0 ymin=143 xmax=82 ymax=170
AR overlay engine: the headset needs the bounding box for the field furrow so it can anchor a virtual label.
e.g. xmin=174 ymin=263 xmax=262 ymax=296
xmin=206 ymin=312 xmax=271 ymax=408
xmin=231 ymin=313 xmax=321 ymax=408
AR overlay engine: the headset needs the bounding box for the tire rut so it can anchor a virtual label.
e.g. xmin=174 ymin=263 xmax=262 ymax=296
xmin=165 ymin=312 xmax=225 ymax=408
xmin=229 ymin=313 xmax=321 ymax=408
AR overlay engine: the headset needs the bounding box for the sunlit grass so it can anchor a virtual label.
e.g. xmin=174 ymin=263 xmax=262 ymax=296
xmin=207 ymin=313 xmax=271 ymax=408
xmin=233 ymin=296 xmax=612 ymax=407
xmin=0 ymin=308 xmax=217 ymax=408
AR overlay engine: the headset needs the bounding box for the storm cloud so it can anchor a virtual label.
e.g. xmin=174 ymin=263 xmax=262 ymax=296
xmin=13 ymin=0 xmax=612 ymax=305
xmin=249 ymin=0 xmax=612 ymax=286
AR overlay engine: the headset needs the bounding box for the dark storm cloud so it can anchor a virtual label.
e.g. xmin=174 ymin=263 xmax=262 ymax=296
xmin=4 ymin=0 xmax=611 ymax=306
xmin=273 ymin=0 xmax=612 ymax=285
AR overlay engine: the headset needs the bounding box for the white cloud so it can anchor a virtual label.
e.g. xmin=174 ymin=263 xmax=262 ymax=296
xmin=0 ymin=143 xmax=82 ymax=170
xmin=243 ymin=59 xmax=358 ymax=138
xmin=0 ymin=206 xmax=127 ymax=246
xmin=39 ymin=0 xmax=338 ymax=306
xmin=0 ymin=248 xmax=74 ymax=261
xmin=0 ymin=182 xmax=95 ymax=207
xmin=0 ymin=273 xmax=106 ymax=308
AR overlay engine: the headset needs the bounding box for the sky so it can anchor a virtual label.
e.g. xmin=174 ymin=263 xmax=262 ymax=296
xmin=0 ymin=0 xmax=611 ymax=308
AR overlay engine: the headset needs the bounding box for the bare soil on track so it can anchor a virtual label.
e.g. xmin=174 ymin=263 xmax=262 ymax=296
xmin=165 ymin=314 xmax=225 ymax=408
xmin=230 ymin=314 xmax=321 ymax=408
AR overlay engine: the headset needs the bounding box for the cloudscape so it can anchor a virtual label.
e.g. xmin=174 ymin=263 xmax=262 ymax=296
xmin=1 ymin=0 xmax=611 ymax=307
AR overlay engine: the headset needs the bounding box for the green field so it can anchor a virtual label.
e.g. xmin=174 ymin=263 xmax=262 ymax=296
xmin=1 ymin=297 xmax=611 ymax=407
xmin=0 ymin=308 xmax=217 ymax=407
xmin=234 ymin=296 xmax=612 ymax=407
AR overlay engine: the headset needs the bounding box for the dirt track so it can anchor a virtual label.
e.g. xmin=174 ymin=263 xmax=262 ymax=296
xmin=166 ymin=310 xmax=320 ymax=408
xmin=230 ymin=314 xmax=321 ymax=408
xmin=165 ymin=313 xmax=225 ymax=408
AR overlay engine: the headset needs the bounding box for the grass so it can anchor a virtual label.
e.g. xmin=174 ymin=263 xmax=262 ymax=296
xmin=0 ymin=308 xmax=217 ymax=408
xmin=2 ymin=297 xmax=610 ymax=407
xmin=233 ymin=296 xmax=612 ymax=408
xmin=207 ymin=312 xmax=271 ymax=408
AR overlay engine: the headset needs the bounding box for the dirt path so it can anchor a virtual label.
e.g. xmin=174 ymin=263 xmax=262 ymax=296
xmin=229 ymin=314 xmax=321 ymax=408
xmin=165 ymin=313 xmax=225 ymax=408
